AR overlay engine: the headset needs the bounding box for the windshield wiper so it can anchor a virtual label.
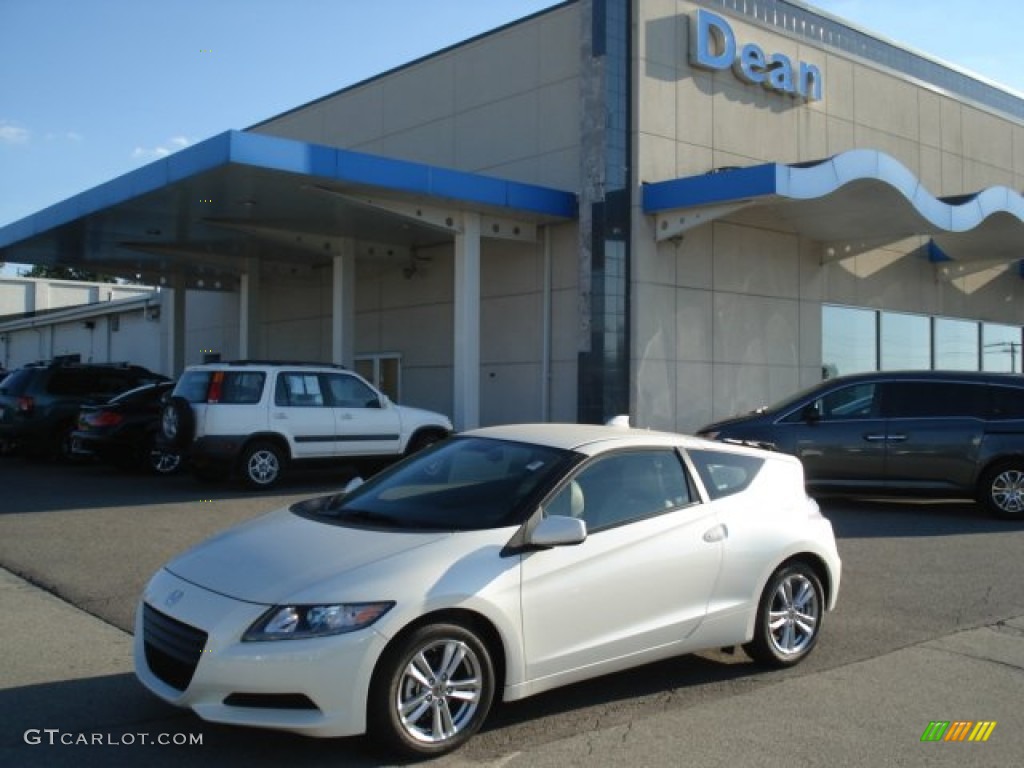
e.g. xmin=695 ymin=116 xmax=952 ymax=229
xmin=339 ymin=509 xmax=403 ymax=527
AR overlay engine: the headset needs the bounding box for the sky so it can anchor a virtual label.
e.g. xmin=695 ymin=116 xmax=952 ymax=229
xmin=2 ymin=0 xmax=1024 ymax=272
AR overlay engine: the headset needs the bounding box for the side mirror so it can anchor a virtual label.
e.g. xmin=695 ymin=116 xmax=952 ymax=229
xmin=342 ymin=476 xmax=364 ymax=494
xmin=527 ymin=515 xmax=587 ymax=549
xmin=801 ymin=403 xmax=821 ymax=424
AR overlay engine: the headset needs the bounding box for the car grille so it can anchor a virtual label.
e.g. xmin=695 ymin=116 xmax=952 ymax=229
xmin=143 ymin=603 xmax=209 ymax=692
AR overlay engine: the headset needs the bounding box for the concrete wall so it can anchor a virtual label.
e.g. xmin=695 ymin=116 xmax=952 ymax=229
xmin=250 ymin=4 xmax=583 ymax=192
xmin=0 ymin=277 xmax=154 ymax=318
xmin=347 ymin=224 xmax=579 ymax=423
xmin=632 ymin=0 xmax=1024 ymax=433
xmin=1 ymin=306 xmax=162 ymax=373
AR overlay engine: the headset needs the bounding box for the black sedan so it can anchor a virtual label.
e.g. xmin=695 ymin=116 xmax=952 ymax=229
xmin=72 ymin=382 xmax=181 ymax=474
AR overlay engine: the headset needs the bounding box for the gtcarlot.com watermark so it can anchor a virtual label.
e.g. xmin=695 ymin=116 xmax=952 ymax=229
xmin=24 ymin=729 xmax=203 ymax=747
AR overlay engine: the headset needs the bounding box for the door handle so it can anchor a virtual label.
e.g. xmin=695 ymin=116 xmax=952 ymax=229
xmin=340 ymin=413 xmax=353 ymax=421
xmin=273 ymin=412 xmax=287 ymax=420
xmin=863 ymin=433 xmax=887 ymax=442
xmin=887 ymin=434 xmax=907 ymax=442
xmin=702 ymin=524 xmax=728 ymax=543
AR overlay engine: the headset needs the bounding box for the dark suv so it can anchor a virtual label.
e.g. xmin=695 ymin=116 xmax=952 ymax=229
xmin=698 ymin=370 xmax=1024 ymax=519
xmin=0 ymin=358 xmax=167 ymax=459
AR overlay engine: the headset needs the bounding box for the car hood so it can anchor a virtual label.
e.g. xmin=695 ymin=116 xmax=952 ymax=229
xmin=394 ymin=403 xmax=453 ymax=430
xmin=164 ymin=507 xmax=451 ymax=604
xmin=698 ymin=410 xmax=768 ymax=434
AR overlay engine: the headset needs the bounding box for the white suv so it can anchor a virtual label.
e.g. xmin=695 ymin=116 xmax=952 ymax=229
xmin=161 ymin=361 xmax=453 ymax=489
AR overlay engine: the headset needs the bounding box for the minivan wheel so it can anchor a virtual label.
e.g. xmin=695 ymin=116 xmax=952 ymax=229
xmin=980 ymin=462 xmax=1024 ymax=520
xmin=240 ymin=441 xmax=284 ymax=489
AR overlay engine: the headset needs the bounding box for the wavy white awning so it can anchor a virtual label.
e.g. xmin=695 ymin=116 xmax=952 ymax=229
xmin=643 ymin=149 xmax=1024 ymax=273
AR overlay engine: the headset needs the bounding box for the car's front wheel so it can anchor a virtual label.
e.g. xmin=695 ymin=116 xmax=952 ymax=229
xmin=979 ymin=461 xmax=1024 ymax=520
xmin=404 ymin=429 xmax=448 ymax=457
xmin=745 ymin=562 xmax=824 ymax=667
xmin=145 ymin=436 xmax=182 ymax=475
xmin=369 ymin=623 xmax=495 ymax=758
xmin=240 ymin=441 xmax=284 ymax=489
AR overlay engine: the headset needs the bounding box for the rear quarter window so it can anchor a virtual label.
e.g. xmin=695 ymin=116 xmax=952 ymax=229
xmin=688 ymin=449 xmax=766 ymax=500
xmin=174 ymin=371 xmax=212 ymax=403
xmin=0 ymin=369 xmax=34 ymax=396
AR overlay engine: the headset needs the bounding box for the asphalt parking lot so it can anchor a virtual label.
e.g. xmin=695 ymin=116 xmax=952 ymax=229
xmin=2 ymin=456 xmax=1024 ymax=767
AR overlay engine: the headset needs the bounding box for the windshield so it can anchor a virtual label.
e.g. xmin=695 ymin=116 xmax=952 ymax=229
xmin=293 ymin=436 xmax=577 ymax=531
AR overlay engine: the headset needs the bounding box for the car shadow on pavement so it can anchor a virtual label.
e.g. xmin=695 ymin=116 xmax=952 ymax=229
xmin=819 ymin=497 xmax=1024 ymax=539
xmin=1 ymin=674 xmax=382 ymax=768
xmin=0 ymin=456 xmax=359 ymax=516
xmin=2 ymin=653 xmax=782 ymax=768
xmin=473 ymin=648 xmax=782 ymax=753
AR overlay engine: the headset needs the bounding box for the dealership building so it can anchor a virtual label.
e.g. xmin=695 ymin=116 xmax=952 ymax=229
xmin=3 ymin=0 xmax=1024 ymax=432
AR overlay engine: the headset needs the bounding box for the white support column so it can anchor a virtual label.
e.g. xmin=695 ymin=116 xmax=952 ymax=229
xmin=239 ymin=257 xmax=261 ymax=359
xmin=332 ymin=242 xmax=356 ymax=368
xmin=453 ymin=213 xmax=481 ymax=431
xmin=167 ymin=277 xmax=186 ymax=375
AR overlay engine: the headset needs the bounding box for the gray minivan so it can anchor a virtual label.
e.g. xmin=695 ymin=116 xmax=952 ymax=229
xmin=697 ymin=371 xmax=1024 ymax=519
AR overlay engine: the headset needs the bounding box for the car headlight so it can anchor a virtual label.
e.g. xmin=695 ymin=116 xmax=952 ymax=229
xmin=242 ymin=602 xmax=394 ymax=641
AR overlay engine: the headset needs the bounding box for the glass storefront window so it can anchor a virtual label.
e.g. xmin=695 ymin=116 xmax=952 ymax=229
xmin=881 ymin=312 xmax=931 ymax=370
xmin=934 ymin=318 xmax=980 ymax=370
xmin=824 ymin=307 xmax=1022 ymax=378
xmin=983 ymin=324 xmax=1023 ymax=373
xmin=822 ymin=306 xmax=877 ymax=377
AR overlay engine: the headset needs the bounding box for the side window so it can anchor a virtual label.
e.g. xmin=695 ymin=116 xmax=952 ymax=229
xmin=326 ymin=373 xmax=379 ymax=409
xmin=883 ymin=382 xmax=987 ymax=419
xmin=990 ymin=386 xmax=1024 ymax=420
xmin=779 ymin=383 xmax=878 ymax=424
xmin=688 ymin=449 xmax=766 ymax=500
xmin=275 ymin=373 xmax=323 ymax=407
xmin=546 ymin=450 xmax=695 ymax=532
xmin=47 ymin=370 xmax=91 ymax=396
xmin=219 ymin=372 xmax=265 ymax=404
xmin=818 ymin=383 xmax=878 ymax=420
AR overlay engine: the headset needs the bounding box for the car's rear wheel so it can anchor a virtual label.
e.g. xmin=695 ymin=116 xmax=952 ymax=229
xmin=146 ymin=436 xmax=182 ymax=475
xmin=369 ymin=623 xmax=495 ymax=758
xmin=48 ymin=421 xmax=80 ymax=463
xmin=979 ymin=461 xmax=1024 ymax=519
xmin=240 ymin=441 xmax=284 ymax=489
xmin=745 ymin=562 xmax=823 ymax=667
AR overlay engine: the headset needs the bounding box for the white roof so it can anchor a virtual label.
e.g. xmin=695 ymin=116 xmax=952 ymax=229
xmin=463 ymin=422 xmax=773 ymax=459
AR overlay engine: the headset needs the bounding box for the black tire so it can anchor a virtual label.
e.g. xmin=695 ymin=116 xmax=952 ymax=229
xmin=405 ymin=429 xmax=447 ymax=457
xmin=744 ymin=562 xmax=824 ymax=668
xmin=368 ymin=623 xmax=495 ymax=758
xmin=239 ymin=441 xmax=285 ymax=490
xmin=161 ymin=397 xmax=194 ymax=452
xmin=49 ymin=422 xmax=80 ymax=463
xmin=979 ymin=461 xmax=1024 ymax=520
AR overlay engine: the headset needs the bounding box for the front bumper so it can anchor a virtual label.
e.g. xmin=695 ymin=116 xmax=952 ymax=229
xmin=134 ymin=569 xmax=387 ymax=738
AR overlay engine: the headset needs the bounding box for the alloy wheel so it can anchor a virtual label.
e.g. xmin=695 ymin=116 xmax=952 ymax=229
xmin=767 ymin=572 xmax=820 ymax=657
xmin=395 ymin=638 xmax=484 ymax=745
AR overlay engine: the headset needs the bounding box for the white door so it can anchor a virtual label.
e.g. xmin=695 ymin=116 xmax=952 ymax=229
xmin=521 ymin=449 xmax=723 ymax=683
xmin=324 ymin=372 xmax=402 ymax=456
xmin=272 ymin=372 xmax=335 ymax=458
